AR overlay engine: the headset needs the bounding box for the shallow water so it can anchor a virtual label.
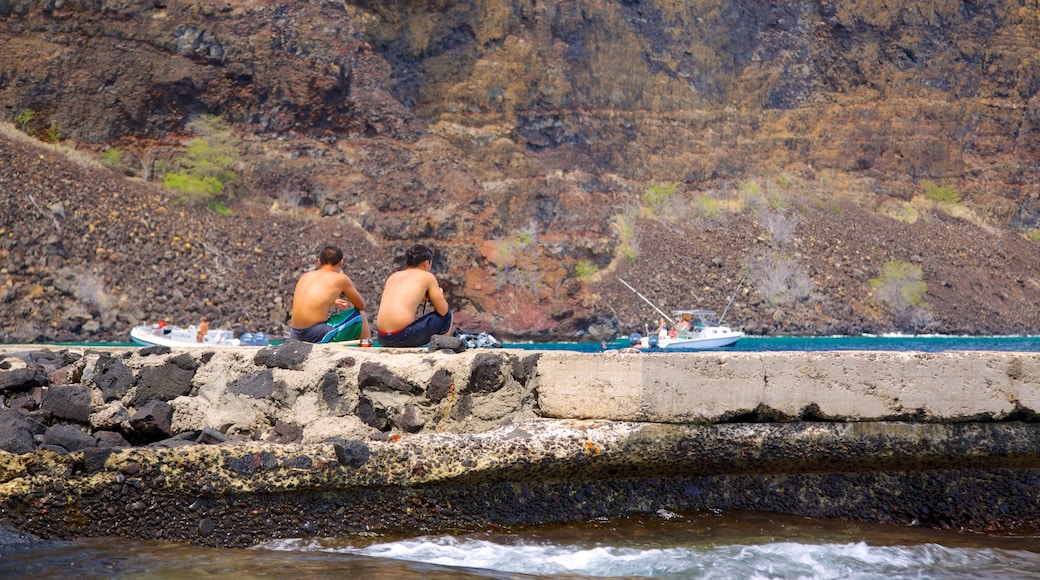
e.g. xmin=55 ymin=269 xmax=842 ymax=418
xmin=5 ymin=512 xmax=1040 ymax=579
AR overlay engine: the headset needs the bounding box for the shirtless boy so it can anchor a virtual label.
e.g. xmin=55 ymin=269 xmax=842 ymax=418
xmin=375 ymin=244 xmax=452 ymax=348
xmin=289 ymin=245 xmax=371 ymax=343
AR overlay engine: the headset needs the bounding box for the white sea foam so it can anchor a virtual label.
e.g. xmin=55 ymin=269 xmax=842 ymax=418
xmin=260 ymin=536 xmax=1040 ymax=579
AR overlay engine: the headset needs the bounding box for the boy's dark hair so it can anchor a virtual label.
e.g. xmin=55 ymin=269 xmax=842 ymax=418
xmin=405 ymin=244 xmax=434 ymax=267
xmin=319 ymin=245 xmax=344 ymax=266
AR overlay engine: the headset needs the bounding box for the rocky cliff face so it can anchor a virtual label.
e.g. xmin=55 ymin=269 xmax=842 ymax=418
xmin=2 ymin=0 xmax=1040 ymax=342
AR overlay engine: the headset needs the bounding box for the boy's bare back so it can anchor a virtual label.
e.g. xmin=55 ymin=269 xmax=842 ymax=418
xmin=376 ymin=268 xmax=446 ymax=332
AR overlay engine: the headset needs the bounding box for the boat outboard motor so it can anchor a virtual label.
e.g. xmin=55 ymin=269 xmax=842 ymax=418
xmin=648 ymin=334 xmax=659 ymax=348
xmin=628 ymin=332 xmax=641 ymax=347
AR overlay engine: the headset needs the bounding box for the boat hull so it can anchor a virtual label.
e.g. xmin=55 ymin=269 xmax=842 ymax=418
xmin=129 ymin=325 xmax=254 ymax=347
xmin=637 ymin=328 xmax=744 ymax=350
xmin=659 ymin=333 xmax=742 ymax=349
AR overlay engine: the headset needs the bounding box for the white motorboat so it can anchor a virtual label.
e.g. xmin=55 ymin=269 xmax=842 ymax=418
xmin=632 ymin=309 xmax=743 ymax=350
xmin=618 ymin=278 xmax=744 ymax=351
xmin=130 ymin=323 xmax=269 ymax=347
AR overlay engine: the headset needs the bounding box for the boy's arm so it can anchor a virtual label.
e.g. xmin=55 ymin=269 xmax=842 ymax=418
xmin=427 ymin=275 xmax=449 ymax=315
xmin=340 ymin=276 xmax=367 ymax=311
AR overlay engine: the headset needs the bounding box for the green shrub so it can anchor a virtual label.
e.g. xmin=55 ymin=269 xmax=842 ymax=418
xmin=870 ymin=260 xmax=932 ymax=331
xmin=613 ymin=214 xmax=639 ymax=263
xmin=574 ymin=260 xmax=599 ymax=281
xmin=164 ymin=115 xmax=239 ymax=210
xmin=643 ymin=182 xmax=677 ymax=215
xmin=871 ymin=260 xmax=927 ymax=308
xmin=45 ymin=122 xmax=62 ymax=143
xmin=693 ymin=195 xmax=723 ymax=221
xmin=101 ymin=147 xmax=123 ymax=169
xmin=921 ymin=180 xmax=960 ymax=204
xmin=515 ymin=228 xmax=535 ymax=246
xmin=14 ymin=109 xmax=35 ymax=133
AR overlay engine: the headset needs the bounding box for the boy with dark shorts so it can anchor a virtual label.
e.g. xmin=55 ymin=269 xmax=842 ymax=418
xmin=375 ymin=244 xmax=453 ymax=348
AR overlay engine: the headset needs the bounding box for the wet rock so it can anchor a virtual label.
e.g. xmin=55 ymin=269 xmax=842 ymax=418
xmin=254 ymin=340 xmax=311 ymax=370
xmin=92 ymin=354 xmax=133 ymax=402
xmin=358 ymin=362 xmax=421 ymax=395
xmin=320 ymin=371 xmax=350 ymax=414
xmin=80 ymin=447 xmax=114 ymax=473
xmin=41 ymin=385 xmax=92 ymax=423
xmin=0 ymin=367 xmax=48 ymax=393
xmin=469 ymin=353 xmax=508 ymax=394
xmin=43 ymin=424 xmax=97 ymax=453
xmin=130 ymin=354 xmax=198 ymax=406
xmin=428 ymin=335 xmax=465 ymax=353
xmin=396 ymin=403 xmax=425 ymax=433
xmin=264 ymin=421 xmax=303 ymax=444
xmin=128 ymin=400 xmax=175 ymax=441
xmin=427 ymin=369 xmax=453 ymax=403
xmin=95 ymin=430 xmax=131 ymax=448
xmin=332 ymin=439 xmax=371 ymax=468
xmin=228 ymin=369 xmax=285 ymax=400
xmin=356 ymin=395 xmax=389 ymax=431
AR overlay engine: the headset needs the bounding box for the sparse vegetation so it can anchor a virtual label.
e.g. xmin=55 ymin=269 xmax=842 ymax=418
xmin=100 ymin=147 xmax=124 ymax=171
xmin=613 ymin=213 xmax=639 ymax=263
xmin=921 ymin=180 xmax=960 ymax=204
xmin=574 ymin=260 xmax=599 ymax=281
xmin=757 ymin=208 xmax=798 ymax=244
xmin=45 ymin=122 xmax=62 ymax=143
xmin=163 ymin=115 xmax=239 ymax=211
xmin=642 ymin=182 xmax=677 ymax=216
xmin=870 ymin=260 xmax=932 ymax=332
xmin=747 ymin=251 xmax=813 ymax=306
xmin=693 ymin=194 xmax=724 ymax=221
xmin=14 ymin=109 xmax=35 ymax=134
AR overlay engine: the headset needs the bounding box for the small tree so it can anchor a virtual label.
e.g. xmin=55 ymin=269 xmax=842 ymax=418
xmin=163 ymin=115 xmax=239 ymax=211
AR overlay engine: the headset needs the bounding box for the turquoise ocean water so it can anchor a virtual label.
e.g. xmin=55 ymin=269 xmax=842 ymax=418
xmin=4 ymin=335 xmax=1040 ymax=579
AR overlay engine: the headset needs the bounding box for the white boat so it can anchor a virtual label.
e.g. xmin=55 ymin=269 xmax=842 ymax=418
xmin=632 ymin=309 xmax=743 ymax=350
xmin=130 ymin=323 xmax=269 ymax=347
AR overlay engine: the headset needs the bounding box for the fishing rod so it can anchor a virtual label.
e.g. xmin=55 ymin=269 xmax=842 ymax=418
xmin=718 ymin=275 xmax=745 ymax=325
xmin=618 ymin=278 xmax=674 ymax=324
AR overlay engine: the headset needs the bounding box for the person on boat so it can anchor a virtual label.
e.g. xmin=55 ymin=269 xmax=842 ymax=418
xmin=196 ymin=316 xmax=209 ymax=343
xmin=675 ymin=313 xmax=691 ymax=337
xmin=289 ymin=245 xmax=371 ymax=343
xmin=375 ymin=244 xmax=452 ymax=348
xmin=657 ymin=318 xmax=669 ymax=341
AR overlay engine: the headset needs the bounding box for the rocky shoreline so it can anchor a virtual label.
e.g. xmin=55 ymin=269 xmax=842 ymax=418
xmin=2 ymin=342 xmax=1040 ymax=547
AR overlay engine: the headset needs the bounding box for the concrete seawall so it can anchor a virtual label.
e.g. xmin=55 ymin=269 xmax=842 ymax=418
xmin=1 ymin=343 xmax=1038 ymax=547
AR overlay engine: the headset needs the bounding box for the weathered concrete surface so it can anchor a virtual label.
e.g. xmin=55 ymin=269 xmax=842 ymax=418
xmin=1 ymin=344 xmax=1040 ymax=547
xmin=2 ymin=419 xmax=1039 ymax=547
xmin=537 ymin=350 xmax=1040 ymax=422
